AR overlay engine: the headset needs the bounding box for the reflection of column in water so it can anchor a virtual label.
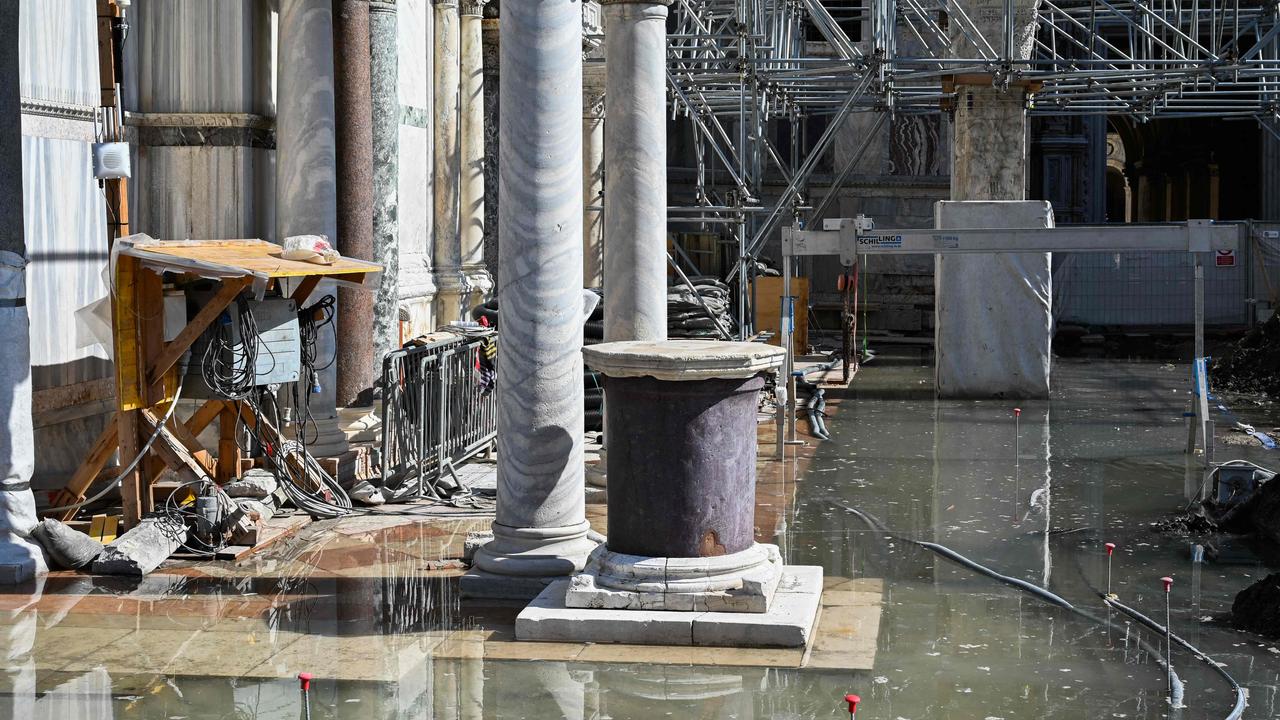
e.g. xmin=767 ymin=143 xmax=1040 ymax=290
xmin=1190 ymin=543 xmax=1204 ymax=648
xmin=1 ymin=576 xmax=39 ymax=720
xmin=489 ymin=661 xmax=586 ymax=719
xmin=597 ymin=665 xmax=746 ymax=717
xmin=460 ymin=656 xmax=483 ymax=720
xmin=932 ymin=403 xmax=1051 ymax=584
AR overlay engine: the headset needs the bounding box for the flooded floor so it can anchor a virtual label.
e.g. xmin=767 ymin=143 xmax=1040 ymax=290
xmin=4 ymin=358 xmax=1279 ymax=719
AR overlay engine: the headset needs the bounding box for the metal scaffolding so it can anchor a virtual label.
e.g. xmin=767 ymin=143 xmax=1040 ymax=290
xmin=659 ymin=0 xmax=1280 ymax=335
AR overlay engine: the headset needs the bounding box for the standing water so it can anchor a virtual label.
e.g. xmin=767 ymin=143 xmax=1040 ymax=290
xmin=3 ymin=359 xmax=1279 ymax=718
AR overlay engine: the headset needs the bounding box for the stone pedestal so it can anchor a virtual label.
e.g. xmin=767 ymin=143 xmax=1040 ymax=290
xmin=516 ymin=341 xmax=823 ymax=648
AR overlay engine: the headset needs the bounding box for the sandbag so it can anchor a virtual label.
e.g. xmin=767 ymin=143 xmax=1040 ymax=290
xmin=30 ymin=518 xmax=103 ymax=569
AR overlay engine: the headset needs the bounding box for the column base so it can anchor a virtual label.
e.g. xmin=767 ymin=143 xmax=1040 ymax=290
xmin=0 ymin=532 xmax=47 ymax=585
xmin=461 ymin=519 xmax=600 ymax=600
xmin=585 ymin=446 xmax=607 ymax=488
xmin=565 ymin=543 xmax=782 ymax=613
xmin=297 ymin=413 xmax=351 ymax=459
xmin=432 ymin=268 xmax=473 ymax=326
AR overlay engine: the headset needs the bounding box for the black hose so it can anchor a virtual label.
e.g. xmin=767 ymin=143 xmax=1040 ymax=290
xmin=1101 ymin=595 xmax=1247 ymax=720
xmin=830 ymin=500 xmax=1187 ymax=710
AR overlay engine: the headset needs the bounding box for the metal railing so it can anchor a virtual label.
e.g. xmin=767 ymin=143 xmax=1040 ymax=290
xmin=379 ymin=331 xmax=497 ymax=499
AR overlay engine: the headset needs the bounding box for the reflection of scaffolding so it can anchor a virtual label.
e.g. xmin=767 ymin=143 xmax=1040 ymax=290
xmin=664 ymin=0 xmax=1280 ymax=335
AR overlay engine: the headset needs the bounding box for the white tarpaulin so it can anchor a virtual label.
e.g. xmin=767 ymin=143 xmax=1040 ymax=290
xmin=0 ymin=251 xmax=48 ymax=583
xmin=935 ymin=201 xmax=1054 ymax=399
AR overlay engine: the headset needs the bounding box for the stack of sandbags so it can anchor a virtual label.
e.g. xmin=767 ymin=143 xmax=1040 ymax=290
xmin=668 ymin=278 xmax=735 ymax=339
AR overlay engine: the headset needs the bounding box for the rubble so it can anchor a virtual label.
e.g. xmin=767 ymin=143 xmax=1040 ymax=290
xmin=1231 ymin=572 xmax=1280 ymax=638
xmin=91 ymin=515 xmax=187 ymax=576
xmin=1210 ymin=314 xmax=1280 ymax=397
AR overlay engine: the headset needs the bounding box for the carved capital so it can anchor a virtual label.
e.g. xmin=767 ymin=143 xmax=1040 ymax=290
xmin=460 ymin=0 xmax=486 ymax=16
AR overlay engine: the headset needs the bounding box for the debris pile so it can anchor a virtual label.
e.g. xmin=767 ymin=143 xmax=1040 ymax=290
xmin=1210 ymin=313 xmax=1280 ymax=397
xmin=1231 ymin=572 xmax=1280 ymax=638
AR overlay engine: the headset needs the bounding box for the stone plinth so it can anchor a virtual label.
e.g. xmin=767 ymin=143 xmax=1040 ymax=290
xmin=560 ymin=340 xmax=801 ymax=617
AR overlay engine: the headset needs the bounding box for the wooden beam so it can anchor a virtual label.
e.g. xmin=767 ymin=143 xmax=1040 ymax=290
xmin=118 ymin=410 xmax=143 ymax=528
xmin=290 ymin=276 xmax=322 ymax=306
xmin=217 ymin=404 xmax=242 ymax=483
xmin=140 ymin=409 xmax=209 ymax=485
xmin=147 ymin=277 xmax=250 ymax=386
xmin=186 ymin=399 xmax=226 ymax=437
xmin=164 ymin=410 xmax=215 ymax=476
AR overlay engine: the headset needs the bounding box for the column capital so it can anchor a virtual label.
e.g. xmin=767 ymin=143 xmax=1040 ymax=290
xmin=370 ymin=0 xmax=397 ymax=13
xmin=432 ymin=0 xmax=457 ymax=7
xmin=460 ymin=0 xmax=486 ymax=17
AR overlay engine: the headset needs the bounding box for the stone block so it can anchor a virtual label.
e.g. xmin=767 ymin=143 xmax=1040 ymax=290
xmin=515 ymin=566 xmax=824 ymax=649
xmin=517 ymin=580 xmax=695 ymax=644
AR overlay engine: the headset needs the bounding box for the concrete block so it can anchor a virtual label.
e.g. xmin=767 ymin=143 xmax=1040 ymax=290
xmin=517 ymin=580 xmax=695 ymax=644
xmin=691 ymin=582 xmax=821 ymax=648
xmin=92 ymin=515 xmax=187 ymax=576
xmin=516 ymin=566 xmax=824 ymax=649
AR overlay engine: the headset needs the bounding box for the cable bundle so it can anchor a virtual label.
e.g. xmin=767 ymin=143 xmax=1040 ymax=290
xmin=201 ymin=296 xmax=260 ymax=400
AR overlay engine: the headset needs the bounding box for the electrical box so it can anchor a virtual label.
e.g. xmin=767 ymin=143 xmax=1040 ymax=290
xmin=188 ymin=295 xmax=302 ymax=397
xmin=92 ymin=142 xmax=132 ymax=180
xmin=1213 ymin=460 xmax=1273 ymax=506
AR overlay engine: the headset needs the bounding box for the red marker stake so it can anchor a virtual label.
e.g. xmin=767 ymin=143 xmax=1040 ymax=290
xmin=844 ymin=693 xmax=861 ymax=720
xmin=298 ymin=672 xmax=313 ymax=720
xmin=1161 ymin=577 xmax=1174 ymax=698
xmin=1105 ymin=543 xmax=1117 ymax=598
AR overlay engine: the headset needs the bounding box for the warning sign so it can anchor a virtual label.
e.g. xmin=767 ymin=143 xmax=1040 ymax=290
xmin=1215 ymin=249 xmax=1236 ymax=267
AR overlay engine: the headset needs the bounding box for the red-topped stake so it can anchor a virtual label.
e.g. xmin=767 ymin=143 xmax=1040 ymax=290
xmin=298 ymin=673 xmax=314 ymax=720
xmin=844 ymin=693 xmax=861 ymax=719
xmin=1162 ymin=576 xmax=1174 ymax=592
xmin=1105 ymin=542 xmax=1117 ymax=598
xmin=1014 ymin=407 xmax=1022 ymax=417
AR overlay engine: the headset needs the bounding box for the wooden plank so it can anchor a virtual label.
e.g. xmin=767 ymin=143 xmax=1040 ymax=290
xmin=101 ymin=515 xmax=119 ymax=543
xmin=118 ymin=410 xmax=144 ymax=529
xmin=164 ymin=409 xmax=215 ymax=476
xmin=113 ymin=255 xmax=141 ymax=410
xmin=756 ymin=276 xmax=809 ymax=354
xmin=138 ymin=268 xmax=168 ymax=406
xmin=186 ymin=399 xmax=225 ymax=437
xmin=217 ymin=405 xmax=242 ymax=483
xmin=51 ymin=422 xmax=118 ymax=522
xmin=88 ymin=514 xmax=106 ymax=542
xmin=290 ymin=275 xmax=322 ymax=306
xmin=128 ymin=239 xmax=380 ymax=279
xmin=147 ymin=277 xmax=250 ymax=386
xmin=32 ymin=377 xmax=116 ymax=414
xmin=214 ymin=514 xmax=311 ymax=562
xmin=139 ymin=409 xmax=209 ymax=485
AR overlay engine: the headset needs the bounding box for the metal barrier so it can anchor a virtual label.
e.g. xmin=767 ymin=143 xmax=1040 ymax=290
xmin=380 ymin=331 xmax=497 ymax=499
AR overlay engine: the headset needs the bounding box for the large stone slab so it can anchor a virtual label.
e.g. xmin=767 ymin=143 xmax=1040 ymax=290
xmin=516 ymin=565 xmax=823 ymax=648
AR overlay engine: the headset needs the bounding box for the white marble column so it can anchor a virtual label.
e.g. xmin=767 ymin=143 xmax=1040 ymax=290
xmin=936 ymin=0 xmax=1051 ymax=398
xmin=277 ymin=0 xmax=348 ymax=455
xmin=397 ymin=0 xmax=437 ymax=338
xmin=582 ymin=62 xmax=605 ymax=289
xmin=463 ymin=0 xmax=597 ymax=599
xmin=370 ymin=0 xmax=400 ymax=361
xmin=432 ymin=0 xmax=466 ymax=324
xmin=458 ymin=0 xmax=492 ymax=310
xmin=600 ymin=0 xmax=670 ymax=343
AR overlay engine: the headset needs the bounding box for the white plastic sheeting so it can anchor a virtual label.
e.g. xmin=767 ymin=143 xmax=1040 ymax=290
xmin=935 ymin=201 xmax=1054 ymax=399
xmin=0 ymin=251 xmax=48 ymax=583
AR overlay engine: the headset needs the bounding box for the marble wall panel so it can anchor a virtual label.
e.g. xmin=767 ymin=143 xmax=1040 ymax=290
xmin=18 ymin=0 xmax=98 ymax=107
xmin=130 ymin=145 xmax=274 ymax=239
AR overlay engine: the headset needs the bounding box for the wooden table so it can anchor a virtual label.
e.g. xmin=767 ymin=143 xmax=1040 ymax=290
xmin=50 ymin=239 xmax=381 ymax=529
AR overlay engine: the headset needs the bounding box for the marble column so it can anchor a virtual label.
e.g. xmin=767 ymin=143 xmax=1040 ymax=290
xmin=277 ymin=0 xmax=349 ymax=455
xmin=432 ymin=0 xmax=466 ymax=324
xmin=937 ymin=0 xmax=1050 ymax=399
xmin=370 ymin=1 xmax=400 ymax=361
xmin=396 ymin=0 xmax=437 ymax=337
xmin=458 ymin=0 xmax=492 ymax=309
xmin=463 ymin=0 xmax=597 ymax=599
xmin=0 ymin=5 xmax=46 ymax=585
xmin=333 ymin=0 xmax=378 ymax=407
xmin=601 ymin=0 xmax=670 ymax=343
xmin=582 ymin=62 xmax=605 ymax=289
xmin=481 ymin=16 xmax=501 ymax=282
